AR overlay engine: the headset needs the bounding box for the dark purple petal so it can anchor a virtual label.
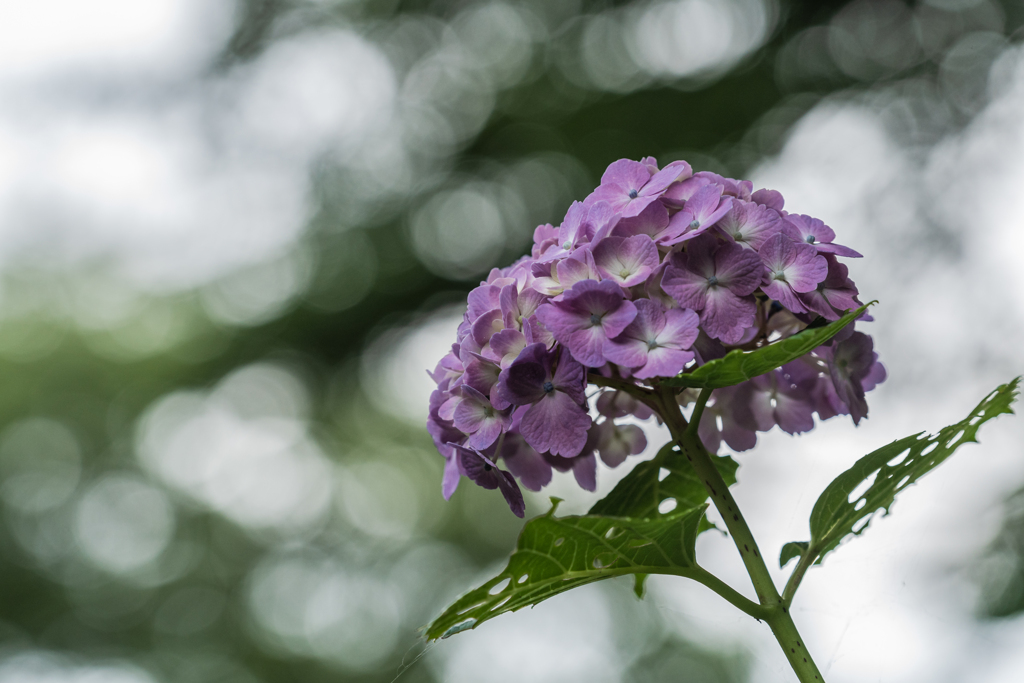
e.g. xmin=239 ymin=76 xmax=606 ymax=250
xmin=455 ymin=445 xmax=525 ymax=517
xmin=551 ymin=353 xmax=587 ymax=404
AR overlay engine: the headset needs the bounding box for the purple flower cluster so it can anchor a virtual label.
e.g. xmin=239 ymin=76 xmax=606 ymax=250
xmin=427 ymin=158 xmax=884 ymax=515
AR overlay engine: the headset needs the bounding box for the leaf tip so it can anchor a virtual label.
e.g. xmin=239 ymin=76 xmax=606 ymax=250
xmin=440 ymin=618 xmax=477 ymax=639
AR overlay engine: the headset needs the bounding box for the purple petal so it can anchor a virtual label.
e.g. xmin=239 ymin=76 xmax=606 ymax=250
xmin=751 ymin=188 xmax=784 ymax=211
xmin=572 ymin=453 xmax=598 ymax=491
xmin=600 ymin=159 xmax=651 ymax=188
xmin=520 ymin=391 xmax=592 ymax=457
xmin=713 ymin=240 xmax=764 ymax=295
xmin=612 ymin=200 xmax=670 ymax=240
xmin=551 ymin=354 xmax=587 ymax=404
xmin=759 ymin=233 xmax=828 ymax=295
xmin=641 ymin=160 xmax=691 ymax=197
xmin=497 ymin=434 xmax=553 ymax=492
xmin=596 ymin=422 xmax=647 ymax=467
xmin=467 ymin=285 xmax=501 ymax=320
xmin=700 ymin=287 xmax=757 ymax=344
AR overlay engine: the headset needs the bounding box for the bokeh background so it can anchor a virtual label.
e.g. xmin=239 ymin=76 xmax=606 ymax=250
xmin=0 ymin=0 xmax=1023 ymax=681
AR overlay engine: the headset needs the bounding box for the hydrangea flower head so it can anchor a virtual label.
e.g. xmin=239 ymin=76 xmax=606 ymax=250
xmin=427 ymin=156 xmax=884 ymax=514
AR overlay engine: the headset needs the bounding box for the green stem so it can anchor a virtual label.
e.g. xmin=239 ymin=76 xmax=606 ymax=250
xmin=782 ymin=546 xmax=817 ymax=606
xmin=655 ymin=384 xmax=826 ymax=683
xmin=690 ymin=567 xmax=772 ymax=621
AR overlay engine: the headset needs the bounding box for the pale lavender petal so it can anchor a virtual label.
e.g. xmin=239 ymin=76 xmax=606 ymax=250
xmin=490 ymin=329 xmax=527 ymax=368
xmin=593 ymin=235 xmax=660 ymax=288
xmin=472 ymin=309 xmax=505 ymax=346
xmin=658 ymin=308 xmax=700 ymax=349
xmin=715 ymin=200 xmax=783 ymax=251
xmin=442 ymin=453 xmax=462 ymax=500
xmin=634 ymin=346 xmax=694 ymax=379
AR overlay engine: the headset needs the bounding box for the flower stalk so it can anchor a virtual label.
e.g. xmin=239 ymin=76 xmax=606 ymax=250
xmin=658 ymin=383 xmax=826 ymax=682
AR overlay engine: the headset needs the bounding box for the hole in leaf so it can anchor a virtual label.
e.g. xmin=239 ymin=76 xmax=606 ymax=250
xmin=659 ymin=498 xmax=678 ymax=514
xmin=887 ymin=449 xmax=911 ymax=467
xmin=853 ymin=518 xmax=870 ymax=534
xmin=456 ymin=601 xmax=486 ymax=616
xmin=517 ymin=574 xmax=529 ymax=584
xmin=920 ymin=441 xmax=938 ymax=456
xmin=847 ymin=473 xmax=877 ymax=504
xmin=628 ymin=538 xmax=653 ymax=548
xmin=489 ymin=578 xmax=510 ymax=595
xmin=491 ymin=595 xmax=511 ymax=611
xmin=554 ymin=537 xmax=564 ymax=547
xmin=970 ymin=416 xmax=982 ymax=426
xmin=947 ymin=429 xmax=965 ymax=447
xmin=658 ymin=467 xmax=670 ymax=482
xmin=605 ymin=526 xmax=622 ymax=540
xmin=854 ymin=498 xmax=866 ymax=511
xmin=897 ymin=475 xmax=910 ymax=489
xmin=592 ymin=554 xmax=615 ymax=569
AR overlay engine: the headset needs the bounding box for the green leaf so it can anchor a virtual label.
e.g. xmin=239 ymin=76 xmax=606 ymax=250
xmin=425 ymin=502 xmax=707 ymax=640
xmin=633 ymin=573 xmax=648 ymax=599
xmin=793 ymin=378 xmax=1019 ymax=567
xmin=589 ymin=441 xmax=738 ymax=519
xmin=779 ymin=541 xmax=808 ymax=568
xmin=663 ymin=303 xmax=871 ymax=389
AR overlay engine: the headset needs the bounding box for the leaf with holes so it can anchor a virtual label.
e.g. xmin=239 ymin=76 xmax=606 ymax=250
xmin=790 ymin=378 xmax=1019 ymax=567
xmin=425 ymin=501 xmax=707 ymax=640
xmin=589 ymin=442 xmax=738 ymax=519
xmin=662 ymin=303 xmax=871 ymax=389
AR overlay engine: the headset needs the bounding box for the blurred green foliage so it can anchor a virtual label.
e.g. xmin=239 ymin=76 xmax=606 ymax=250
xmin=1 ymin=1 xmax=1023 ymax=682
